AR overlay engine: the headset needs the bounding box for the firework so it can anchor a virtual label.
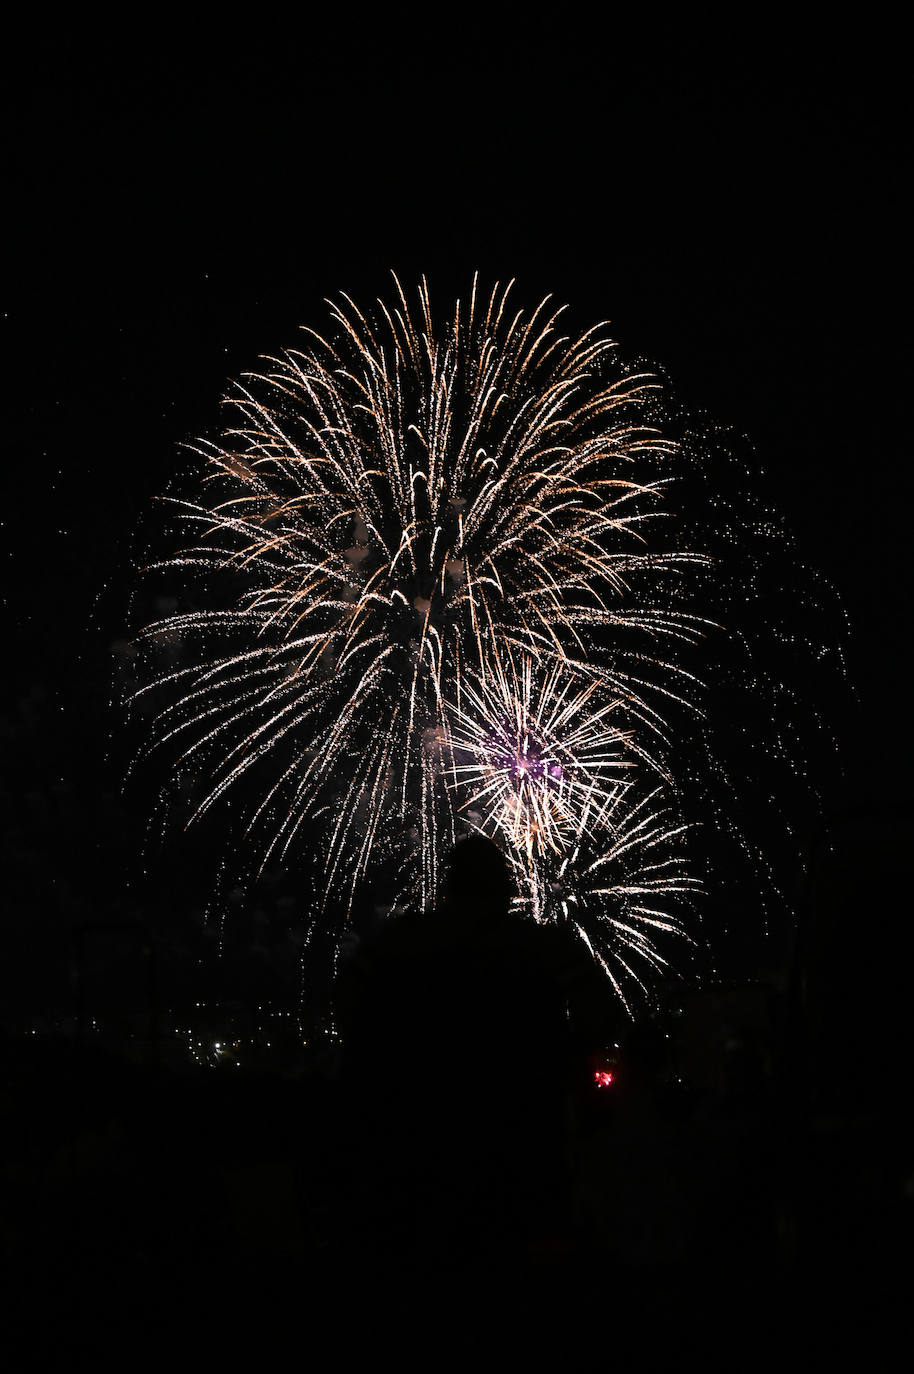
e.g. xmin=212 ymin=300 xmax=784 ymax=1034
xmin=132 ymin=276 xmax=707 ymax=923
xmin=126 ymin=273 xmax=841 ymax=1014
xmin=440 ymin=638 xmax=700 ymax=1008
xmin=445 ymin=645 xmax=638 ymax=861
xmin=512 ymin=784 xmax=700 ymax=1011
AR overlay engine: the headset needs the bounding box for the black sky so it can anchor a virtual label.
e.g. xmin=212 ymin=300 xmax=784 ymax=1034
xmin=3 ymin=29 xmax=910 ymax=1012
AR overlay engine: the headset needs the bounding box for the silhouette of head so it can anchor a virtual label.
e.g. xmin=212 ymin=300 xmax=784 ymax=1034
xmin=442 ymin=834 xmax=513 ymax=922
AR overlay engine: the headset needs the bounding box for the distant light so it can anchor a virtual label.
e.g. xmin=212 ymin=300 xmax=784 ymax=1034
xmin=594 ymin=1071 xmax=614 ymax=1089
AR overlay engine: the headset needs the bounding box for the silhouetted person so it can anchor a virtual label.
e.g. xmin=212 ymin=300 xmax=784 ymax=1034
xmin=335 ymin=834 xmax=612 ymax=1267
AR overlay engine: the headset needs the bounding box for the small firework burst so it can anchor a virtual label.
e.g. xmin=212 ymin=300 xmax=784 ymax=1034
xmin=445 ymin=646 xmax=638 ymax=861
xmin=444 ymin=643 xmax=700 ymax=1009
xmin=509 ymin=786 xmax=701 ymax=1011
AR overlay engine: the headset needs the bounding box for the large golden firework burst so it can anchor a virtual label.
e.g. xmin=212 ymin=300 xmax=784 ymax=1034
xmin=131 ymin=275 xmax=717 ymax=1002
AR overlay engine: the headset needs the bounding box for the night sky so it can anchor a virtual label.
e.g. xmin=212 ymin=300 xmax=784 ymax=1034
xmin=4 ymin=30 xmax=910 ymax=1023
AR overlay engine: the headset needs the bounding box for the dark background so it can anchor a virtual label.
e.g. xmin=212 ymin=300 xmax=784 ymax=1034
xmin=2 ymin=26 xmax=912 ymax=1355
xmin=3 ymin=28 xmax=910 ymax=1028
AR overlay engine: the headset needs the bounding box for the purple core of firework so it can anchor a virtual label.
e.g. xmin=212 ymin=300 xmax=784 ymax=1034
xmin=485 ymin=730 xmax=564 ymax=788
